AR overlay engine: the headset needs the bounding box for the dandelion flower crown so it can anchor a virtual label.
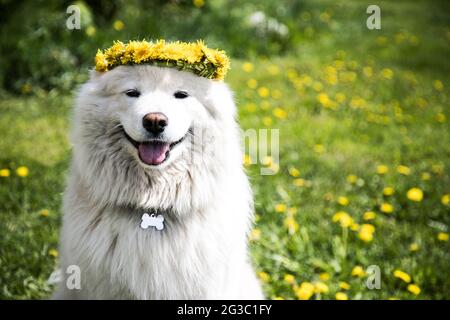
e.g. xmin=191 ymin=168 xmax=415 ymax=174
xmin=95 ymin=39 xmax=230 ymax=80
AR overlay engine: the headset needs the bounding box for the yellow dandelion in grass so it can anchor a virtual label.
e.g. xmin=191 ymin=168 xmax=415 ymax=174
xmin=421 ymin=172 xmax=431 ymax=181
xmin=262 ymin=116 xmax=273 ymax=126
xmin=407 ymin=284 xmax=421 ymax=295
xmin=380 ymin=68 xmax=394 ymax=80
xmin=267 ymin=65 xmax=280 ymax=75
xmin=339 ymin=281 xmax=350 ymax=290
xmin=332 ymin=211 xmax=354 ymax=228
xmin=406 ymin=188 xmax=423 ymax=202
xmin=39 ymin=209 xmax=50 ymax=217
xmin=383 ymin=187 xmax=395 ymax=196
xmin=441 ymin=194 xmax=449 ymax=205
xmin=284 ymin=274 xmax=296 ymax=285
xmin=295 ymin=282 xmax=315 ymax=300
xmin=16 ymin=166 xmax=29 ymax=177
xmin=397 ymin=165 xmax=411 ymax=175
xmin=113 ymin=20 xmax=125 ymax=31
xmin=314 ymin=282 xmax=329 ymax=294
xmin=247 ymin=78 xmax=258 ymax=89
xmin=288 ymin=167 xmax=300 ymax=178
xmin=193 ymin=0 xmax=205 ymax=8
xmin=437 ymin=232 xmax=449 ymax=241
xmin=335 ymin=92 xmax=346 ymax=103
xmin=358 ymin=224 xmax=375 ymax=242
xmin=335 ymin=292 xmax=348 ymax=300
xmin=376 ymin=165 xmax=389 ymax=175
xmin=284 ymin=216 xmax=299 ymax=234
xmin=49 ymin=249 xmax=58 ymax=258
xmin=293 ymin=178 xmax=306 ymax=187
xmin=249 ymin=228 xmax=261 ymax=241
xmin=433 ymin=80 xmax=443 ymax=91
xmin=363 ymin=66 xmax=373 ymax=77
xmin=351 ymin=266 xmax=366 ymax=277
xmin=350 ymin=222 xmax=360 ymax=232
xmin=0 ymin=168 xmax=11 ymax=177
xmin=346 ymin=174 xmax=358 ymax=184
xmin=275 ymin=203 xmax=287 ymax=213
xmin=380 ymin=203 xmax=394 ymax=214
xmin=242 ymin=62 xmax=254 ymax=72
xmin=258 ymin=87 xmax=270 ymax=98
xmin=245 ymin=103 xmax=257 ymax=113
xmin=85 ymin=25 xmax=96 ymax=37
xmin=287 ymin=207 xmax=298 ymax=215
xmin=436 ymin=113 xmax=447 ymax=123
xmin=312 ymin=81 xmax=323 ymax=92
xmin=314 ymin=144 xmax=325 ymax=154
xmin=338 ymin=196 xmax=349 ymax=206
xmin=258 ymin=271 xmax=270 ymax=283
xmin=271 ymin=89 xmax=282 ymax=99
xmin=273 ymin=108 xmax=287 ymax=119
xmin=409 ymin=243 xmax=419 ymax=252
xmin=319 ymin=272 xmax=330 ymax=281
xmin=393 ymin=270 xmax=411 ymax=283
xmin=317 ymin=93 xmax=330 ymax=105
xmin=363 ymin=211 xmax=376 ymax=221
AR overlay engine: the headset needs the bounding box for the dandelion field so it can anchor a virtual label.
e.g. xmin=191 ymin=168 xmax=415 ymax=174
xmin=0 ymin=0 xmax=449 ymax=299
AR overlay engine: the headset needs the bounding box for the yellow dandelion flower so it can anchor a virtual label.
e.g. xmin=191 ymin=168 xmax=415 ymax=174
xmin=437 ymin=232 xmax=449 ymax=241
xmin=332 ymin=211 xmax=354 ymax=228
xmin=397 ymin=165 xmax=411 ymax=175
xmin=380 ymin=203 xmax=394 ymax=213
xmin=339 ymin=281 xmax=350 ymax=290
xmin=338 ymin=196 xmax=349 ymax=206
xmin=295 ymin=282 xmax=315 ymax=300
xmin=249 ymin=228 xmax=261 ymax=241
xmin=436 ymin=113 xmax=447 ymax=123
xmin=287 ymin=207 xmax=298 ymax=215
xmin=363 ymin=211 xmax=376 ymax=221
xmin=351 ymin=266 xmax=366 ymax=277
xmin=39 ymin=209 xmax=50 ymax=217
xmin=381 ymin=68 xmax=394 ymax=80
xmin=383 ymin=187 xmax=395 ymax=196
xmin=275 ymin=203 xmax=287 ymax=213
xmin=247 ymin=78 xmax=258 ymax=89
xmin=284 ymin=216 xmax=299 ymax=233
xmin=376 ymin=165 xmax=389 ymax=174
xmin=363 ymin=66 xmax=373 ymax=77
xmin=0 ymin=168 xmax=11 ymax=177
xmin=16 ymin=166 xmax=29 ymax=177
xmin=393 ymin=270 xmax=411 ymax=283
xmin=335 ymin=92 xmax=346 ymax=103
xmin=319 ymin=272 xmax=330 ymax=281
xmin=289 ymin=167 xmax=300 ymax=177
xmin=314 ymin=282 xmax=329 ymax=294
xmin=49 ymin=249 xmax=58 ymax=257
xmin=409 ymin=243 xmax=419 ymax=252
xmin=317 ymin=93 xmax=330 ymax=106
xmin=284 ymin=274 xmax=296 ymax=285
xmin=293 ymin=178 xmax=306 ymax=187
xmin=246 ymin=103 xmax=257 ymax=112
xmin=440 ymin=194 xmax=449 ymax=205
xmin=258 ymin=271 xmax=270 ymax=283
xmin=273 ymin=108 xmax=287 ymax=119
xmin=258 ymin=87 xmax=270 ymax=98
xmin=314 ymin=144 xmax=325 ymax=154
xmin=421 ymin=172 xmax=431 ymax=181
xmin=346 ymin=174 xmax=358 ymax=184
xmin=406 ymin=188 xmax=423 ymax=202
xmin=433 ymin=80 xmax=443 ymax=91
xmin=85 ymin=25 xmax=96 ymax=37
xmin=271 ymin=89 xmax=282 ymax=99
xmin=350 ymin=222 xmax=360 ymax=231
xmin=359 ymin=224 xmax=375 ymax=242
xmin=242 ymin=62 xmax=254 ymax=72
xmin=335 ymin=292 xmax=348 ymax=300
xmin=262 ymin=116 xmax=273 ymax=126
xmin=407 ymin=284 xmax=421 ymax=295
xmin=95 ymin=50 xmax=109 ymax=72
xmin=113 ymin=20 xmax=124 ymax=31
xmin=193 ymin=0 xmax=205 ymax=8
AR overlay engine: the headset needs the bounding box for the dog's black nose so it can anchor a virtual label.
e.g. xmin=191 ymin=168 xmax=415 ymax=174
xmin=143 ymin=112 xmax=168 ymax=134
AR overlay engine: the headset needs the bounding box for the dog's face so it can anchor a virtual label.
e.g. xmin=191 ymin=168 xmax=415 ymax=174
xmin=75 ymin=65 xmax=236 ymax=171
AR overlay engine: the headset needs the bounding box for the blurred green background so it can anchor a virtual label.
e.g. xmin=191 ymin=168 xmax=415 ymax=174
xmin=0 ymin=0 xmax=449 ymax=299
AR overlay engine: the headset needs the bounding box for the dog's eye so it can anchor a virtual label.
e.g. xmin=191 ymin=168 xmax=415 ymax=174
xmin=174 ymin=91 xmax=189 ymax=99
xmin=125 ymin=89 xmax=141 ymax=98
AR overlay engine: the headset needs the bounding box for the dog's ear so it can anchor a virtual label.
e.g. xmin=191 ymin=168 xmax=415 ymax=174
xmin=203 ymin=81 xmax=237 ymax=120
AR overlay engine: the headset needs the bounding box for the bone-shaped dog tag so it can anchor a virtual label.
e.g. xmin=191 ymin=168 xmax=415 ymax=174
xmin=140 ymin=213 xmax=165 ymax=231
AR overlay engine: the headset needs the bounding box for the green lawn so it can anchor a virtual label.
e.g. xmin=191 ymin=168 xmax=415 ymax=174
xmin=0 ymin=0 xmax=449 ymax=299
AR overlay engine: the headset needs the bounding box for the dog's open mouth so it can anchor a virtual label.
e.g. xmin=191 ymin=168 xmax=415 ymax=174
xmin=121 ymin=127 xmax=186 ymax=166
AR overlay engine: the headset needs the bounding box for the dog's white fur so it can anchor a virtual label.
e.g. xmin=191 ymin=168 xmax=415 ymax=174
xmin=53 ymin=65 xmax=263 ymax=299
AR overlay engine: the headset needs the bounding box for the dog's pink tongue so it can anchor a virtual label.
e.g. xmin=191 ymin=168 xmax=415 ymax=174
xmin=138 ymin=142 xmax=170 ymax=165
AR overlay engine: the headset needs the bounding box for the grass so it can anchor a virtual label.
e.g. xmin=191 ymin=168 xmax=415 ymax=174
xmin=0 ymin=0 xmax=449 ymax=299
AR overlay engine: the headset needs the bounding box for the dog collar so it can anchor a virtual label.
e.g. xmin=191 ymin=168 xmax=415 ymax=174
xmin=95 ymin=39 xmax=230 ymax=80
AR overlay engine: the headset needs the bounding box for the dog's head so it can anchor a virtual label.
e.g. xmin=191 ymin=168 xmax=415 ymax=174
xmin=71 ymin=65 xmax=241 ymax=211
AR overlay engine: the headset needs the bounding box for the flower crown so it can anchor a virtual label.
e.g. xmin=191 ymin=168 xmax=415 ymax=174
xmin=95 ymin=40 xmax=230 ymax=80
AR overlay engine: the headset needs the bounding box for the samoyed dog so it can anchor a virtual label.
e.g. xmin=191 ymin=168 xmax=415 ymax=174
xmin=53 ymin=65 xmax=263 ymax=299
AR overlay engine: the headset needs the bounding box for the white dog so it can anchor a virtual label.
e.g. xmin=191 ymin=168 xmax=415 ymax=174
xmin=53 ymin=65 xmax=263 ymax=299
